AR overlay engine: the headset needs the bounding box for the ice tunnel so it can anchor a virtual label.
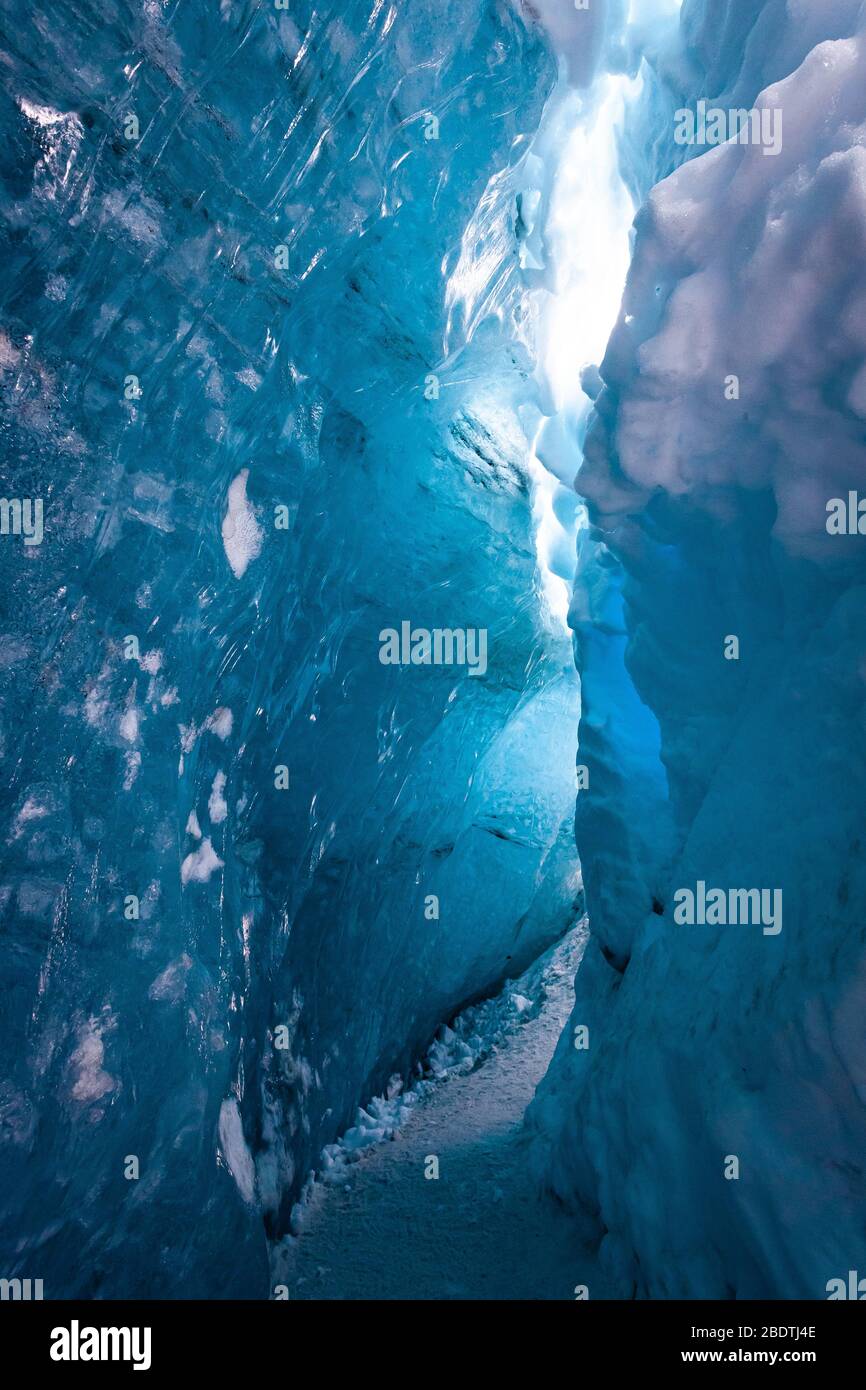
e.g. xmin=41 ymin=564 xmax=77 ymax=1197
xmin=1 ymin=0 xmax=866 ymax=1318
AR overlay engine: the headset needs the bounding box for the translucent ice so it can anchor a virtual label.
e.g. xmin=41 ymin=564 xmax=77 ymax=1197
xmin=0 ymin=0 xmax=570 ymax=1297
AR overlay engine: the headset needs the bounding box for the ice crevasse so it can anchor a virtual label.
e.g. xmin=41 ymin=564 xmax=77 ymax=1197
xmin=1 ymin=0 xmax=866 ymax=1303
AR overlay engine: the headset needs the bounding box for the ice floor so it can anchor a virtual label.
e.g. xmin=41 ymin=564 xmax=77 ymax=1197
xmin=275 ymin=923 xmax=615 ymax=1301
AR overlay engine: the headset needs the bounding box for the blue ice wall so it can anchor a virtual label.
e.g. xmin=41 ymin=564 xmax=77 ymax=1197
xmin=530 ymin=0 xmax=866 ymax=1299
xmin=0 ymin=0 xmax=574 ymax=1296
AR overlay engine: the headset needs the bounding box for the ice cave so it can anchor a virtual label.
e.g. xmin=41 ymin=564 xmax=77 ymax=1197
xmin=1 ymin=0 xmax=866 ymax=1313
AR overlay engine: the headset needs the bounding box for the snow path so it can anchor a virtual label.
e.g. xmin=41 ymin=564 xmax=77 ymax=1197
xmin=278 ymin=923 xmax=612 ymax=1300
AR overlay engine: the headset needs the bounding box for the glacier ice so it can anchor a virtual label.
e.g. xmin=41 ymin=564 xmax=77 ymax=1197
xmin=529 ymin=0 xmax=866 ymax=1300
xmin=2 ymin=0 xmax=866 ymax=1305
xmin=0 ymin=0 xmax=582 ymax=1298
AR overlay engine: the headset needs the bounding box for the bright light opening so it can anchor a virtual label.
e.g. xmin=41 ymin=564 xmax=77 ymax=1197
xmin=527 ymin=72 xmax=640 ymax=634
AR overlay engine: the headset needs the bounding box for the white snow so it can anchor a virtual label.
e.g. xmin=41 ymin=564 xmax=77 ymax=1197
xmin=273 ymin=922 xmax=609 ymax=1298
xmin=148 ymin=954 xmax=193 ymax=1003
xmin=11 ymin=795 xmax=51 ymax=838
xmin=218 ymin=1098 xmax=257 ymax=1205
xmin=206 ymin=706 xmax=233 ymax=740
xmin=288 ymin=923 xmax=588 ymax=1225
xmin=180 ymin=836 xmax=224 ymax=885
xmin=208 ymin=771 xmax=228 ymax=825
xmin=221 ymin=469 xmax=263 ymax=579
xmin=70 ymin=1019 xmax=116 ymax=1104
xmin=119 ymin=705 xmax=140 ymax=743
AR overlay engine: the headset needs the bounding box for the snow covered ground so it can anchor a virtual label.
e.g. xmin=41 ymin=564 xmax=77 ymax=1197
xmin=272 ymin=920 xmax=614 ymax=1300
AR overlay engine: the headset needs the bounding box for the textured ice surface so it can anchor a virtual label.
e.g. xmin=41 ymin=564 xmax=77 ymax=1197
xmin=5 ymin=0 xmax=864 ymax=1305
xmin=529 ymin=0 xmax=866 ymax=1299
xmin=0 ymin=0 xmax=580 ymax=1297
